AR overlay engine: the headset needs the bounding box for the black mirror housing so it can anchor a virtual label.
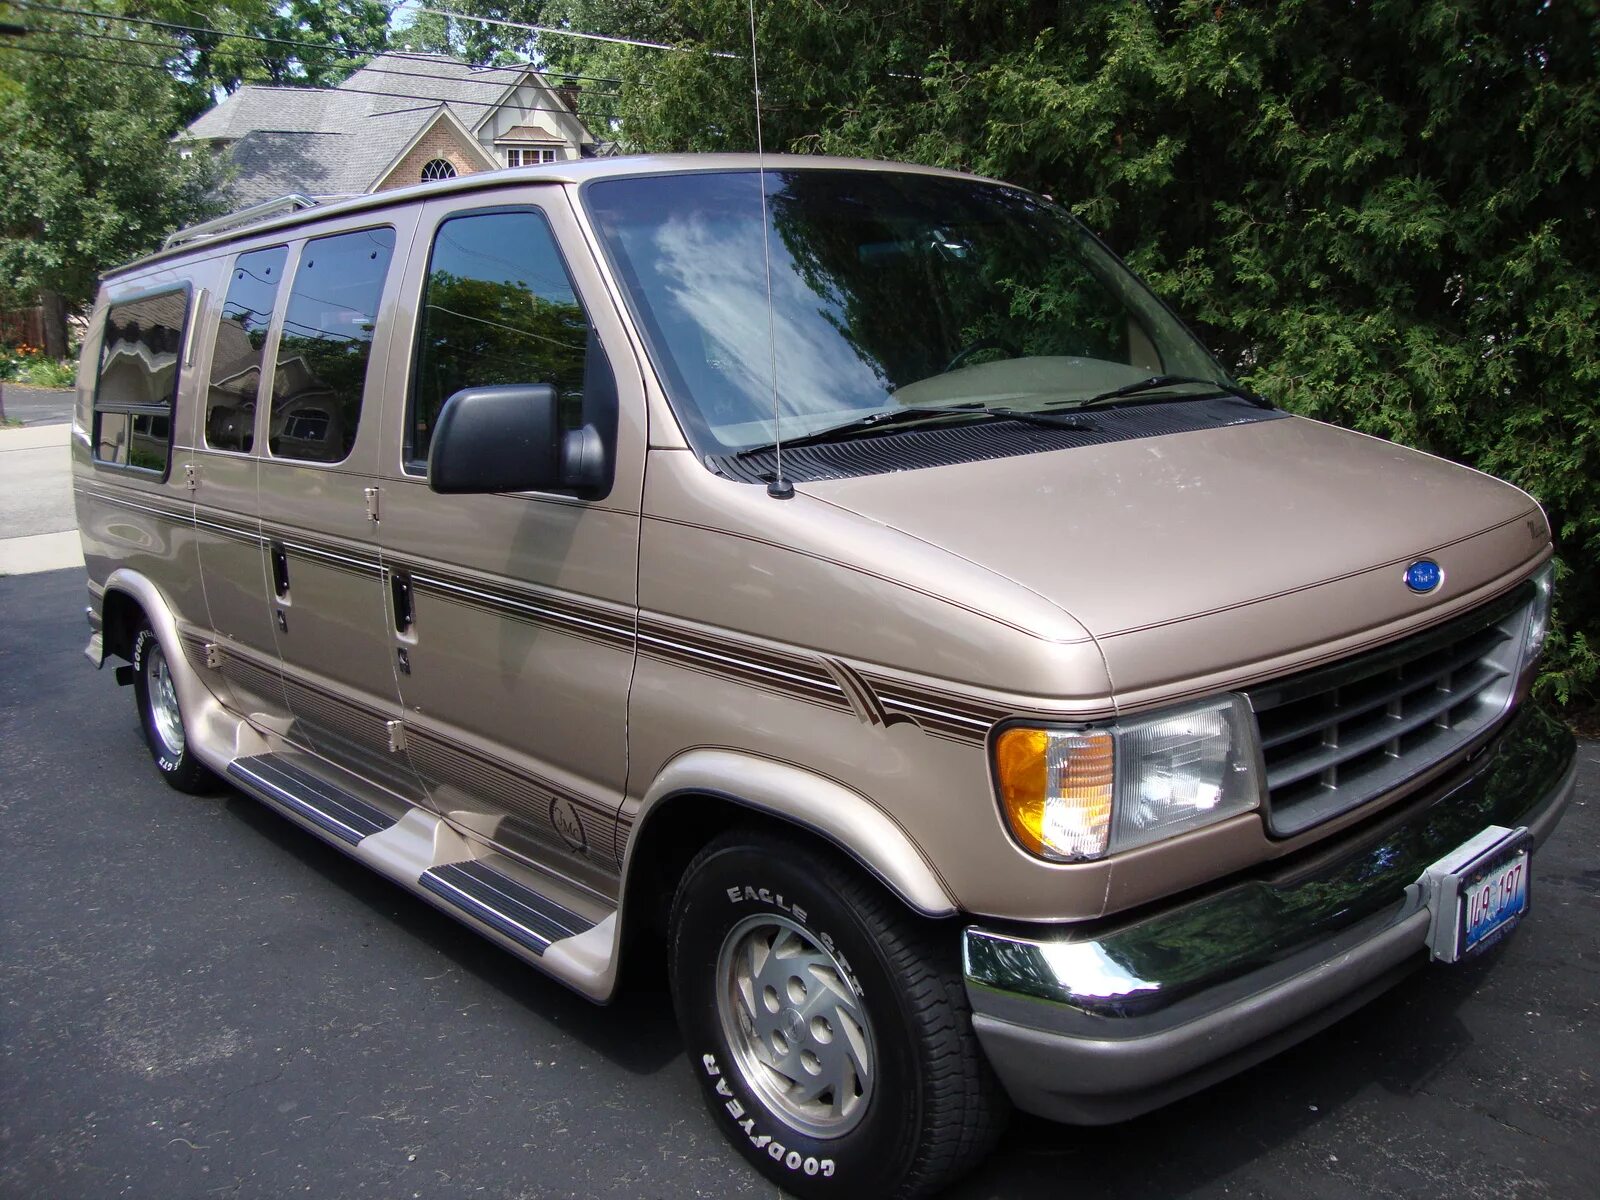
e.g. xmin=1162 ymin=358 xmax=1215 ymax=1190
xmin=427 ymin=384 xmax=562 ymax=494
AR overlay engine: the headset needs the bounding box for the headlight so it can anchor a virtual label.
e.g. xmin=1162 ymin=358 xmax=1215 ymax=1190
xmin=1524 ymin=561 xmax=1554 ymax=662
xmin=994 ymin=695 xmax=1262 ymax=862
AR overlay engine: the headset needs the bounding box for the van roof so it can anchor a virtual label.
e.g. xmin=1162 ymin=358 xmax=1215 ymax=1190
xmin=109 ymin=153 xmax=989 ymax=279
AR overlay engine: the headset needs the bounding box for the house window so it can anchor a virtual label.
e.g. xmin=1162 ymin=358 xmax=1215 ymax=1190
xmin=421 ymin=158 xmax=457 ymax=182
xmin=506 ymin=146 xmax=559 ymax=167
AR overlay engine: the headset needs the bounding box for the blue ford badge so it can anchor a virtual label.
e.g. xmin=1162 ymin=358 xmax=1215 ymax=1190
xmin=1404 ymin=559 xmax=1443 ymax=594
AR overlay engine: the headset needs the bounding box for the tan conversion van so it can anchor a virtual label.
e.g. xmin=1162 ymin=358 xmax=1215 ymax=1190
xmin=74 ymin=155 xmax=1574 ymax=1198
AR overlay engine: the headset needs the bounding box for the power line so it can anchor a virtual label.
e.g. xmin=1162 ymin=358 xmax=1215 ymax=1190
xmin=0 ymin=39 xmax=191 ymax=75
xmin=0 ymin=39 xmax=622 ymax=120
xmin=8 ymin=2 xmax=625 ymax=84
xmin=234 ymin=74 xmax=618 ymax=118
xmin=12 ymin=2 xmax=383 ymax=57
xmin=17 ymin=21 xmax=619 ymax=98
xmin=417 ymin=6 xmax=742 ymax=60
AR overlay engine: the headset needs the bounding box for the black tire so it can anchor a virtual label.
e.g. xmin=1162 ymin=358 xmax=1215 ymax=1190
xmin=669 ymin=829 xmax=1007 ymax=1199
xmin=131 ymin=623 xmax=220 ymax=795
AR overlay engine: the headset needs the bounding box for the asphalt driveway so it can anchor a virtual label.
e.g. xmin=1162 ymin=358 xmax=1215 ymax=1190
xmin=1 ymin=567 xmax=1596 ymax=1199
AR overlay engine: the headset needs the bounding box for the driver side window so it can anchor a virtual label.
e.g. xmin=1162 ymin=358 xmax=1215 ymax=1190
xmin=407 ymin=209 xmax=590 ymax=470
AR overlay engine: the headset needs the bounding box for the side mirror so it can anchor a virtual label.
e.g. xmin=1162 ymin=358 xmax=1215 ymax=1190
xmin=427 ymin=384 xmax=563 ymax=495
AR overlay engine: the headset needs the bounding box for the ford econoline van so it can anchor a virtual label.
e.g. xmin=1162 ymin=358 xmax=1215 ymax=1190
xmin=73 ymin=155 xmax=1575 ymax=1198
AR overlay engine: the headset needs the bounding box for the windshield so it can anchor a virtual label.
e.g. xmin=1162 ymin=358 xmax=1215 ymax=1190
xmin=584 ymin=169 xmax=1230 ymax=455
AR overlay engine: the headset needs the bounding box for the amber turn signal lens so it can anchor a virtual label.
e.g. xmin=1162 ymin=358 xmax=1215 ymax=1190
xmin=994 ymin=727 xmax=1115 ymax=860
xmin=995 ymin=727 xmax=1050 ymax=854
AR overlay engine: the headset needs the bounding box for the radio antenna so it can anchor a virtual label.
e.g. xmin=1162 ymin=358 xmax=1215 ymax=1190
xmin=748 ymin=0 xmax=792 ymax=499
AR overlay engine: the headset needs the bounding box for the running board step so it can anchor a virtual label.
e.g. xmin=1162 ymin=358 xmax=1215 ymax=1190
xmin=228 ymin=753 xmax=397 ymax=846
xmin=419 ymin=860 xmax=596 ymax=956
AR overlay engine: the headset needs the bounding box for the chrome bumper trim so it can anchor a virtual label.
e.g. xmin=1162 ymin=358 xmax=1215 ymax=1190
xmin=963 ymin=704 xmax=1577 ymax=1123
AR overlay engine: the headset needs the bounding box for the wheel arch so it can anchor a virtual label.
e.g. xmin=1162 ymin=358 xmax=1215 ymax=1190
xmin=100 ymin=584 xmax=148 ymax=664
xmin=613 ymin=749 xmax=960 ymax=990
xmin=97 ymin=568 xmax=231 ymax=773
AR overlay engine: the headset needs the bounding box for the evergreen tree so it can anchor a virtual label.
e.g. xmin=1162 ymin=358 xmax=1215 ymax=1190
xmin=518 ymin=0 xmax=1600 ymax=708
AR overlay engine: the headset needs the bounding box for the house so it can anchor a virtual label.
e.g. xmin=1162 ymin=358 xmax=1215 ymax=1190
xmin=184 ymin=53 xmax=611 ymax=206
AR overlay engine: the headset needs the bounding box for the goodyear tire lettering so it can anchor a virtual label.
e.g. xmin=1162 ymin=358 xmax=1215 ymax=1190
xmin=701 ymin=1052 xmax=836 ymax=1178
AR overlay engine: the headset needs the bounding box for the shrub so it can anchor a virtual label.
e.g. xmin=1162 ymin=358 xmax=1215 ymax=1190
xmin=0 ymin=343 xmax=75 ymax=388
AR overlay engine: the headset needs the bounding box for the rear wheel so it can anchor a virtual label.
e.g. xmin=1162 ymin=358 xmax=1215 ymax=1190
xmin=132 ymin=623 xmax=219 ymax=794
xmin=669 ymin=830 xmax=1007 ymax=1198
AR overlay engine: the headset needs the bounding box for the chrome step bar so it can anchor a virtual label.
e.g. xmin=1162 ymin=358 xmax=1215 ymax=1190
xmin=420 ymin=861 xmax=595 ymax=955
xmin=220 ymin=749 xmax=619 ymax=1000
xmin=228 ymin=753 xmax=395 ymax=846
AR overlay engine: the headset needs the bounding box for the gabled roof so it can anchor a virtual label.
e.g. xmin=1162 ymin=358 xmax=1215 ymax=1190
xmin=186 ymin=87 xmax=344 ymax=140
xmin=370 ymin=106 xmax=499 ymax=191
xmin=338 ymin=54 xmax=533 ymax=129
xmin=223 ymin=131 xmax=350 ymax=207
xmin=185 ymin=53 xmax=593 ymax=203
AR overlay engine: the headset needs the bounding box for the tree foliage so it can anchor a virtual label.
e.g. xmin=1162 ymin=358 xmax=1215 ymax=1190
xmin=135 ymin=1 xmax=391 ymax=118
xmin=0 ymin=4 xmax=224 ymax=349
xmin=503 ymin=0 xmax=1599 ymax=708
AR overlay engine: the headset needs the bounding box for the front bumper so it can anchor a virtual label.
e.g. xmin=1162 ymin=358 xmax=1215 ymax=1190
xmin=963 ymin=704 xmax=1577 ymax=1124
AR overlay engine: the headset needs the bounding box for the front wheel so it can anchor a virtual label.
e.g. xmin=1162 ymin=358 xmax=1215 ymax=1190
xmin=131 ymin=623 xmax=220 ymax=794
xmin=669 ymin=830 xmax=1006 ymax=1198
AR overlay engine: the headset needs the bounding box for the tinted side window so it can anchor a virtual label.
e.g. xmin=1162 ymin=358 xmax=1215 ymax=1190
xmin=268 ymin=227 xmax=395 ymax=463
xmin=206 ymin=246 xmax=286 ymax=453
xmin=93 ymin=289 xmax=189 ymax=474
xmin=408 ymin=209 xmax=589 ymax=467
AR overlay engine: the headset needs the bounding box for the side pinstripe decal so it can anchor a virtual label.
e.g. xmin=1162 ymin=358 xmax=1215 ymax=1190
xmin=83 ymin=481 xmax=1005 ymax=743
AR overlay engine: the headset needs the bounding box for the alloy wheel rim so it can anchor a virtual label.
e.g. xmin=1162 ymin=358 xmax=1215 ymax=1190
xmin=714 ymin=912 xmax=876 ymax=1139
xmin=148 ymin=644 xmax=185 ymax=757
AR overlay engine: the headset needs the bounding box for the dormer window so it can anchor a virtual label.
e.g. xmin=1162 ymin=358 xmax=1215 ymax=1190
xmin=421 ymin=158 xmax=458 ymax=182
xmin=506 ymin=147 xmax=559 ymax=166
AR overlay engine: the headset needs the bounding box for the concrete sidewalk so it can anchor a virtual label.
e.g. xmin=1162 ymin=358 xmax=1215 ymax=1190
xmin=0 ymin=421 xmax=83 ymax=575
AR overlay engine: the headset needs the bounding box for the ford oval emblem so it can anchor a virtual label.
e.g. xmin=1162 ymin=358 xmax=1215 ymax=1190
xmin=1404 ymin=559 xmax=1443 ymax=594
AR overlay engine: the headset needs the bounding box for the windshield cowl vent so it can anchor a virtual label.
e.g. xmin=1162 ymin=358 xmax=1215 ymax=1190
xmin=709 ymin=396 xmax=1287 ymax=484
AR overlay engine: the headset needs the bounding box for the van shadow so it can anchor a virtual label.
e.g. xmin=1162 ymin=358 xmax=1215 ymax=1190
xmin=218 ymin=788 xmax=684 ymax=1078
xmin=218 ymin=784 xmax=1498 ymax=1197
xmin=947 ymin=957 xmax=1498 ymax=1197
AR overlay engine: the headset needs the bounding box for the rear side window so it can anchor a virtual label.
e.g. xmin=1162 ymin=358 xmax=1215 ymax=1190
xmin=93 ymin=288 xmax=190 ymax=474
xmin=206 ymin=246 xmax=287 ymax=453
xmin=268 ymin=226 xmax=395 ymax=463
xmin=408 ymin=209 xmax=590 ymax=468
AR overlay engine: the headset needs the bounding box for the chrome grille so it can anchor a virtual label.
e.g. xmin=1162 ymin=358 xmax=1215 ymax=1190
xmin=1246 ymin=585 xmax=1534 ymax=837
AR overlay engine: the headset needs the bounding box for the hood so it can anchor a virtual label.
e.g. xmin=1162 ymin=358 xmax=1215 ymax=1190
xmin=801 ymin=415 xmax=1546 ymax=699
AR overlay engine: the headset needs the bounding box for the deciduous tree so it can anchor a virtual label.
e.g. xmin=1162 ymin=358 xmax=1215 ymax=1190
xmin=0 ymin=6 xmax=222 ymax=354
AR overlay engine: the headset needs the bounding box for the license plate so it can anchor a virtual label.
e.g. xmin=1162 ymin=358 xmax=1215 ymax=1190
xmin=1460 ymin=846 xmax=1529 ymax=955
xmin=1420 ymin=825 xmax=1531 ymax=963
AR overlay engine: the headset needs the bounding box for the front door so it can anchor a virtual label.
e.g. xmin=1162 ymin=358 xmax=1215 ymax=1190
xmin=374 ymin=191 xmax=646 ymax=896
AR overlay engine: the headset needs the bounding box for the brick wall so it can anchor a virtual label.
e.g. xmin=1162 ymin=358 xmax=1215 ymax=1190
xmin=375 ymin=120 xmax=493 ymax=192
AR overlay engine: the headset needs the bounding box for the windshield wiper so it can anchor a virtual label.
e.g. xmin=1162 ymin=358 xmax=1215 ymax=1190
xmin=729 ymin=376 xmax=1258 ymax=458
xmin=1069 ymin=374 xmax=1271 ymax=411
xmin=732 ymin=404 xmax=992 ymax=457
xmin=732 ymin=403 xmax=1098 ymax=458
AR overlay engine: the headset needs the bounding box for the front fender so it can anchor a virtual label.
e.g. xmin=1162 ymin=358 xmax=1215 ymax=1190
xmin=630 ymin=748 xmax=958 ymax=917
